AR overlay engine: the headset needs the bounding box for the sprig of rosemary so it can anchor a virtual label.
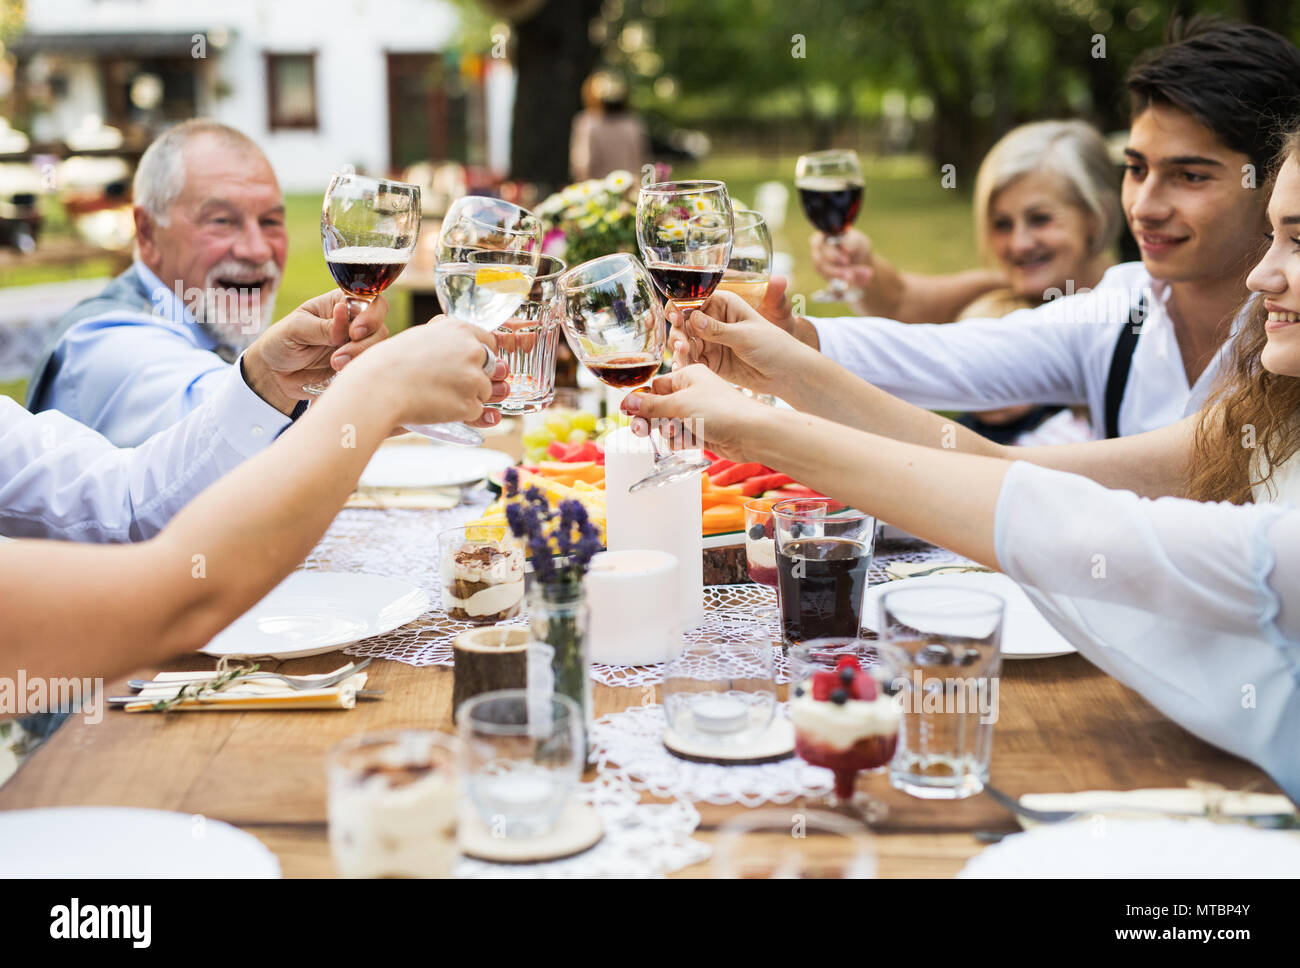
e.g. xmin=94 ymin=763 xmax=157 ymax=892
xmin=150 ymin=663 xmax=261 ymax=712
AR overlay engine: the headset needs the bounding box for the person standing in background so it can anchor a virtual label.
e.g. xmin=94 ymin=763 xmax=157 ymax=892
xmin=569 ymin=72 xmax=649 ymax=182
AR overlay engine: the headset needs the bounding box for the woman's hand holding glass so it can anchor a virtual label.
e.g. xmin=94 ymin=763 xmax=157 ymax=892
xmin=620 ymin=363 xmax=769 ymax=462
xmin=667 ymin=289 xmax=814 ymax=399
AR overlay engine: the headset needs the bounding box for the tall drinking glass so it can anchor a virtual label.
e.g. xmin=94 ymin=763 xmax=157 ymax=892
xmin=716 ymin=209 xmax=773 ymax=309
xmin=557 ymin=253 xmax=710 ymax=491
xmin=772 ymin=499 xmax=876 ymax=648
xmin=795 ymin=150 xmax=863 ymax=303
xmin=878 ymin=586 xmax=1004 ymax=800
xmin=494 ymin=253 xmax=564 ymax=414
xmin=308 ymin=170 xmax=421 ymax=394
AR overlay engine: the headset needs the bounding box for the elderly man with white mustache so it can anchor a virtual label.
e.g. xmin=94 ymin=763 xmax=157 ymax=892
xmin=26 ymin=120 xmax=376 ymax=446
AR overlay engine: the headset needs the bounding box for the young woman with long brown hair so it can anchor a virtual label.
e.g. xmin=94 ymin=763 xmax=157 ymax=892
xmin=620 ymin=128 xmax=1300 ymax=801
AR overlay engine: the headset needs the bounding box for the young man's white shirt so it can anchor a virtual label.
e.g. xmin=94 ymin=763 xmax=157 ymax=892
xmin=809 ymin=262 xmax=1237 ymax=439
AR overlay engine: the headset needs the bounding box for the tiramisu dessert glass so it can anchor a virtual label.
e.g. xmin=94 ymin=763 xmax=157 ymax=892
xmin=743 ymin=499 xmax=778 ymax=625
xmin=327 ymin=729 xmax=459 ymax=877
xmin=439 ymin=525 xmax=526 ymax=625
xmin=788 ymin=638 xmax=900 ymax=819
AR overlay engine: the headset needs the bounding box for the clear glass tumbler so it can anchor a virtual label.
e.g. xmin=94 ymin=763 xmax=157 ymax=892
xmin=878 ymin=585 xmax=1005 ymax=800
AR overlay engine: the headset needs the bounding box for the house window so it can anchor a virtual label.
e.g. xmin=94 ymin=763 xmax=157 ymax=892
xmin=265 ymin=53 xmax=317 ymax=130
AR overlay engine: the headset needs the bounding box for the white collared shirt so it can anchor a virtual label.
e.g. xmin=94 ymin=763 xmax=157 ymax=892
xmin=33 ymin=261 xmax=234 ymax=447
xmin=995 ymin=461 xmax=1300 ymax=802
xmin=810 ymin=262 xmax=1235 ymax=439
xmin=1 ymin=360 xmax=289 ymax=543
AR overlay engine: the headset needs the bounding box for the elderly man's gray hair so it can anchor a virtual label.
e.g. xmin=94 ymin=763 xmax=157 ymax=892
xmin=133 ymin=120 xmax=266 ymax=226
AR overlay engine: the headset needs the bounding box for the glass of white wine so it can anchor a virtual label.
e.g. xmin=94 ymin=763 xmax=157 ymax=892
xmin=716 ymin=208 xmax=772 ymax=309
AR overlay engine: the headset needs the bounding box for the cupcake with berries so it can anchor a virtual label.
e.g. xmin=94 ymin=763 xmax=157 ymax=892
xmin=789 ymin=640 xmax=900 ymax=805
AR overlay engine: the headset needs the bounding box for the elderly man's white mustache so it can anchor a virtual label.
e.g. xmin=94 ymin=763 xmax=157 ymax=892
xmin=194 ymin=259 xmax=282 ymax=353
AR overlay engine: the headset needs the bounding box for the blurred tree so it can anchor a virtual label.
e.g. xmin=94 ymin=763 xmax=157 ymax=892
xmin=479 ymin=0 xmax=603 ymax=191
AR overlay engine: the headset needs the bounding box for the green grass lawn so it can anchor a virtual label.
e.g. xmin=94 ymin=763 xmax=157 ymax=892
xmin=1 ymin=154 xmax=976 ymax=405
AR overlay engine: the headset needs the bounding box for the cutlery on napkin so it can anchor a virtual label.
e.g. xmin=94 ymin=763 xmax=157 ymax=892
xmin=346 ymin=487 xmax=462 ymax=510
xmin=1015 ymin=787 xmax=1298 ymax=829
xmin=122 ymin=664 xmax=369 ymax=712
xmin=884 ymin=560 xmax=991 ymax=581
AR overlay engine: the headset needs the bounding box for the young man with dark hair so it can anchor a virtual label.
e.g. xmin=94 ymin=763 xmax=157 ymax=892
xmin=676 ymin=18 xmax=1300 ymax=442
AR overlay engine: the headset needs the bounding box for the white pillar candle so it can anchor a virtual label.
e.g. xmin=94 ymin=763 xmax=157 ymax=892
xmin=603 ymin=425 xmax=704 ymax=630
xmin=585 ymin=549 xmax=680 ymax=665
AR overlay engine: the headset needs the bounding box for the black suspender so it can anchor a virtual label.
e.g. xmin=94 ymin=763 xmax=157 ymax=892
xmin=1103 ymin=294 xmax=1147 ymax=439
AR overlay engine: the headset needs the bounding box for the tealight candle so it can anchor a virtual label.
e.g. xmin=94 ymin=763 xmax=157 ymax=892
xmin=603 ymin=426 xmax=704 ymax=630
xmin=585 ymin=549 xmax=679 ymax=665
xmin=691 ymin=695 xmax=750 ymax=734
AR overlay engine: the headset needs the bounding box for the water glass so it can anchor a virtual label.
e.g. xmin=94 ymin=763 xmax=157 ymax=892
xmin=712 ymin=809 xmax=876 ymax=878
xmin=458 ymin=689 xmax=583 ymax=838
xmin=493 ymin=253 xmax=564 ymax=414
xmin=772 ymin=500 xmax=876 ymax=648
xmin=327 ymin=729 xmax=459 ymax=878
xmin=878 ymin=586 xmax=1004 ymax=800
xmin=661 ymin=636 xmax=777 ymax=747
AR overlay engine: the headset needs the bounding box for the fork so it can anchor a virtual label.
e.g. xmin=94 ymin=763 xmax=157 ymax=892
xmin=127 ymin=658 xmax=372 ymax=693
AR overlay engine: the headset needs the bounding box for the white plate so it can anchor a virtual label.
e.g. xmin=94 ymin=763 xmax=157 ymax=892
xmin=958 ymin=818 xmax=1300 ymax=877
xmin=201 ymin=571 xmax=429 ymax=660
xmin=359 ymin=443 xmax=513 ymax=490
xmin=0 ymin=807 xmax=281 ymax=877
xmin=863 ymin=571 xmax=1077 ymax=659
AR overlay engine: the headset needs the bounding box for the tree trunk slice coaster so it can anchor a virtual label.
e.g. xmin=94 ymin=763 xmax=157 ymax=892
xmin=662 ymin=717 xmax=796 ymax=765
xmin=458 ymin=800 xmax=604 ymax=863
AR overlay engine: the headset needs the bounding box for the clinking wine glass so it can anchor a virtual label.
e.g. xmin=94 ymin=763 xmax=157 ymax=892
xmin=637 ymin=179 xmax=734 ymax=320
xmin=717 ymin=208 xmax=773 ymax=309
xmin=556 ymin=253 xmax=710 ymax=491
xmin=307 ymin=170 xmax=421 ymax=395
xmin=412 ymin=196 xmax=543 ymax=445
xmin=795 ymin=150 xmax=864 ymax=303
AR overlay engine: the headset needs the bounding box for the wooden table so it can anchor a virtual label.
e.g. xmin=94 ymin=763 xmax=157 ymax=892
xmin=0 ymin=642 xmax=1277 ymax=876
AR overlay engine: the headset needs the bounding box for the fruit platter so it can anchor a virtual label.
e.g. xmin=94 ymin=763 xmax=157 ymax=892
xmin=472 ymin=408 xmax=829 ymax=546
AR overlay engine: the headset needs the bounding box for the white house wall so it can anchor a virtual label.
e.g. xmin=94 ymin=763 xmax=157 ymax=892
xmin=24 ymin=0 xmax=476 ymax=192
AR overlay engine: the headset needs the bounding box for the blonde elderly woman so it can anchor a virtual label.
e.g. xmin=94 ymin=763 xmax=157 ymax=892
xmin=810 ymin=119 xmax=1121 ymax=324
xmin=808 ymin=121 xmax=1121 ymax=442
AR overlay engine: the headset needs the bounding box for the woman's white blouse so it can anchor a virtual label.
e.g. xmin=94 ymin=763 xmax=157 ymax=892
xmin=994 ymin=461 xmax=1300 ymax=803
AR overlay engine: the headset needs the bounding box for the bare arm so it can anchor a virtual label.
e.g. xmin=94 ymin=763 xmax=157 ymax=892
xmin=809 ymin=228 xmax=1005 ymax=323
xmin=627 ymin=366 xmax=1010 ymax=566
xmin=672 ymin=294 xmax=1196 ymax=499
xmin=0 ymin=320 xmax=502 ymax=687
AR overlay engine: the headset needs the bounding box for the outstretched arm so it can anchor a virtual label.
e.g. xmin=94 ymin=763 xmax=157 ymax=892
xmin=0 ymin=319 xmax=505 ymax=687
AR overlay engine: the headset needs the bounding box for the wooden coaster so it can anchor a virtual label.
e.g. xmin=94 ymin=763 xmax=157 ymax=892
xmin=458 ymin=799 xmax=604 ymax=863
xmin=663 ymin=717 xmax=796 ymax=765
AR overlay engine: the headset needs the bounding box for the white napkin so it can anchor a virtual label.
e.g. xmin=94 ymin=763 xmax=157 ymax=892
xmin=124 ymin=666 xmax=367 ymax=712
xmin=1017 ymin=787 xmax=1296 ymax=829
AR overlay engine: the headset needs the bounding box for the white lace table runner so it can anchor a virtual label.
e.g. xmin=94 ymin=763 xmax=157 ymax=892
xmin=592 ymin=704 xmax=837 ymax=806
xmin=455 ymin=773 xmax=710 ymax=877
xmin=308 ymin=498 xmax=973 ymax=685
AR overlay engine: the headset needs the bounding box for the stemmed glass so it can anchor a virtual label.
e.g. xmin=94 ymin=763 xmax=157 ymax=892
xmin=717 ymin=209 xmax=773 ymax=309
xmin=636 ymin=179 xmax=734 ymax=317
xmin=556 ymin=253 xmax=710 ymax=491
xmin=795 ymin=150 xmax=864 ymax=303
xmin=307 ymin=170 xmax=421 ymax=395
xmin=417 ymin=196 xmax=543 ymax=445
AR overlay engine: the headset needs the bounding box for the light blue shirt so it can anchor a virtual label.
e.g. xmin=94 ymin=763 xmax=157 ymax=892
xmin=1 ymin=362 xmax=289 ymax=542
xmin=35 ymin=261 xmax=233 ymax=447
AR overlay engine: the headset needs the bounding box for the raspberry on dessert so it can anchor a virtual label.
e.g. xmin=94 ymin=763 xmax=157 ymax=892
xmin=811 ymin=671 xmax=838 ymax=701
xmin=835 ymin=654 xmax=860 ymax=670
xmin=852 ymin=672 xmax=878 ymax=702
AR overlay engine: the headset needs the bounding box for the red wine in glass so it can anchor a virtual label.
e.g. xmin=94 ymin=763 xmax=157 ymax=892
xmin=797 ymin=179 xmax=864 ymax=236
xmin=645 ymin=263 xmax=725 ymax=310
xmin=586 ymin=352 xmax=661 ymax=388
xmin=326 ymin=246 xmax=410 ymax=299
